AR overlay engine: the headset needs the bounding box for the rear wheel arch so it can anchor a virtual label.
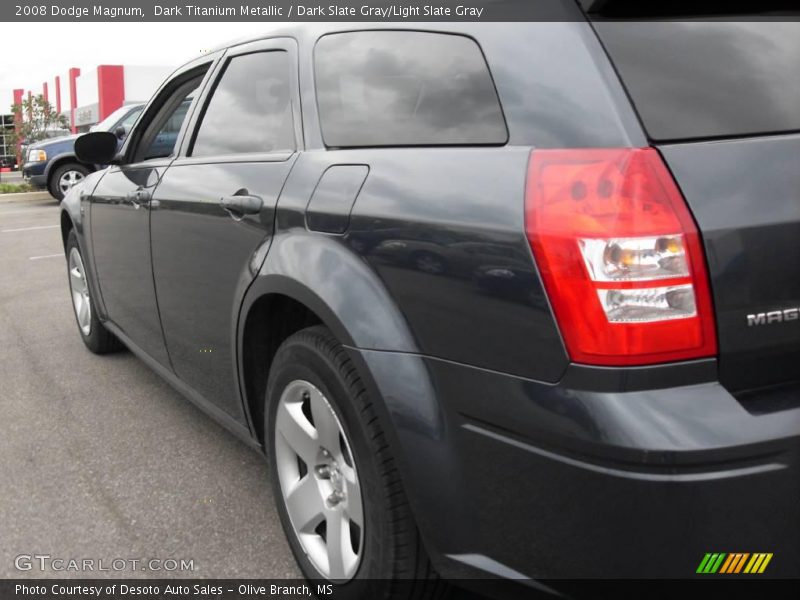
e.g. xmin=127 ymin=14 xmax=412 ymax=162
xmin=60 ymin=210 xmax=74 ymax=250
xmin=239 ymin=291 xmax=327 ymax=446
xmin=237 ymin=279 xmax=412 ymax=461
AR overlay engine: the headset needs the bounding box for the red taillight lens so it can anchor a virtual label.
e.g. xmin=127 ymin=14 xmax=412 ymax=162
xmin=525 ymin=148 xmax=717 ymax=366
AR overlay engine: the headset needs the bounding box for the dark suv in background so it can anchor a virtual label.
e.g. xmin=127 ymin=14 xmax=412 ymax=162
xmin=61 ymin=8 xmax=800 ymax=598
xmin=23 ymin=103 xmax=142 ymax=200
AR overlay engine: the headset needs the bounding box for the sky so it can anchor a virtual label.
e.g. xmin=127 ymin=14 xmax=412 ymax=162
xmin=0 ymin=22 xmax=283 ymax=112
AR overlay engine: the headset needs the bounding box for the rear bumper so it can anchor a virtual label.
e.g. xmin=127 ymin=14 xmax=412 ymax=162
xmin=351 ymin=349 xmax=800 ymax=581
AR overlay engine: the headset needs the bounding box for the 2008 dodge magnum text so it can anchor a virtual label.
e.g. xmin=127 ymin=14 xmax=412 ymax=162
xmin=60 ymin=9 xmax=800 ymax=598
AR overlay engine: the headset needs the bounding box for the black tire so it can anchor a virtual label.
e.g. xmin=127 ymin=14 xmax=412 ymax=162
xmin=266 ymin=326 xmax=445 ymax=600
xmin=65 ymin=229 xmax=123 ymax=354
xmin=48 ymin=162 xmax=89 ymax=201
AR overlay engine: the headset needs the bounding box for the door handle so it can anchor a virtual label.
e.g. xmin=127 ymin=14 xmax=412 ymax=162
xmin=220 ymin=194 xmax=263 ymax=217
xmin=125 ymin=189 xmax=151 ymax=208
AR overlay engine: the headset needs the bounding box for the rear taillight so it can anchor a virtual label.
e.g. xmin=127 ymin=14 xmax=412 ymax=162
xmin=525 ymin=148 xmax=717 ymax=366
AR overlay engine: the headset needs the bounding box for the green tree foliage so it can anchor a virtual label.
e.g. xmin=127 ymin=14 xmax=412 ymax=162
xmin=8 ymin=94 xmax=69 ymax=151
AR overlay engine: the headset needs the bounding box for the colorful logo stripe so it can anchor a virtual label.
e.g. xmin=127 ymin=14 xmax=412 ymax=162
xmin=697 ymin=553 xmax=773 ymax=574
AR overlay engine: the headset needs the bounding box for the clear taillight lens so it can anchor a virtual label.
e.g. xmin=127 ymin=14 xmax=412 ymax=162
xmin=579 ymin=235 xmax=689 ymax=281
xmin=597 ymin=284 xmax=696 ymax=323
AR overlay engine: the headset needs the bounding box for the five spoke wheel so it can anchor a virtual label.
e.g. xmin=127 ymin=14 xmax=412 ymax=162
xmin=68 ymin=247 xmax=91 ymax=336
xmin=274 ymin=380 xmax=364 ymax=581
xmin=59 ymin=170 xmax=85 ymax=196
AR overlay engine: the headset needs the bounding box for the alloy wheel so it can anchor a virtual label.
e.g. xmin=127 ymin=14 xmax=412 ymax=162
xmin=68 ymin=247 xmax=92 ymax=335
xmin=59 ymin=170 xmax=84 ymax=195
xmin=274 ymin=380 xmax=364 ymax=581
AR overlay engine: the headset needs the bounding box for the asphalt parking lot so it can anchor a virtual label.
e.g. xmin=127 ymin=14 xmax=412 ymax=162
xmin=0 ymin=196 xmax=299 ymax=579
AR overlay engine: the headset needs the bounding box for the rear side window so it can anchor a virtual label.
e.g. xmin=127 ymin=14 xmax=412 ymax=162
xmin=191 ymin=51 xmax=295 ymax=157
xmin=314 ymin=31 xmax=508 ymax=147
xmin=595 ymin=22 xmax=800 ymax=140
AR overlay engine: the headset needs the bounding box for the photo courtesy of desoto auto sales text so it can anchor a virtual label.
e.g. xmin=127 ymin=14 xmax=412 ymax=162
xmin=0 ymin=1 xmax=798 ymax=599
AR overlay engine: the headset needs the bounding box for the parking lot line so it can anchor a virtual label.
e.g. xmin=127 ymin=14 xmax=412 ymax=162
xmin=1 ymin=224 xmax=59 ymax=233
xmin=29 ymin=253 xmax=63 ymax=260
xmin=0 ymin=207 xmax=57 ymax=217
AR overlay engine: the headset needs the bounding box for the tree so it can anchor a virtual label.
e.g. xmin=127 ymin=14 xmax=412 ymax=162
xmin=8 ymin=94 xmax=69 ymax=159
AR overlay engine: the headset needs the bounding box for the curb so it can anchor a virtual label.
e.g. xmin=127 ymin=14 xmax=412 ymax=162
xmin=0 ymin=192 xmax=54 ymax=204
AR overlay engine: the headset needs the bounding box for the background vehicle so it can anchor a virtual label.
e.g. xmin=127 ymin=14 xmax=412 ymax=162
xmin=61 ymin=10 xmax=800 ymax=597
xmin=23 ymin=103 xmax=142 ymax=200
xmin=20 ymin=127 xmax=71 ymax=163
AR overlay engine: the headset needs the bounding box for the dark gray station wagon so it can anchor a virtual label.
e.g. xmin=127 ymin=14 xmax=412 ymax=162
xmin=62 ymin=13 xmax=800 ymax=598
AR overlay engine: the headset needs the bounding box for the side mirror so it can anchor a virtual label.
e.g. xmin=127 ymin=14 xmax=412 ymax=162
xmin=114 ymin=126 xmax=127 ymax=140
xmin=75 ymin=131 xmax=119 ymax=165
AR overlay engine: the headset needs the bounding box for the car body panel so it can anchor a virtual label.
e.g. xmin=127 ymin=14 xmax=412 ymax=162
xmin=90 ymin=163 xmax=173 ymax=366
xmin=343 ymin=146 xmax=568 ymax=380
xmin=660 ymin=135 xmax=800 ymax=393
xmin=85 ymin=54 xmax=219 ymax=368
xmin=146 ymin=38 xmax=302 ymax=423
xmin=151 ymin=157 xmax=299 ymax=421
xmin=59 ymin=20 xmax=800 ymax=584
xmin=305 ymin=164 xmax=369 ymax=234
xmin=102 ymin=317 xmax=259 ymax=449
xmin=354 ymin=347 xmax=800 ymax=578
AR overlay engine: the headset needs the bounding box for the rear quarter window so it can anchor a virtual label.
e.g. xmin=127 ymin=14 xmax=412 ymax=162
xmin=314 ymin=31 xmax=508 ymax=148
